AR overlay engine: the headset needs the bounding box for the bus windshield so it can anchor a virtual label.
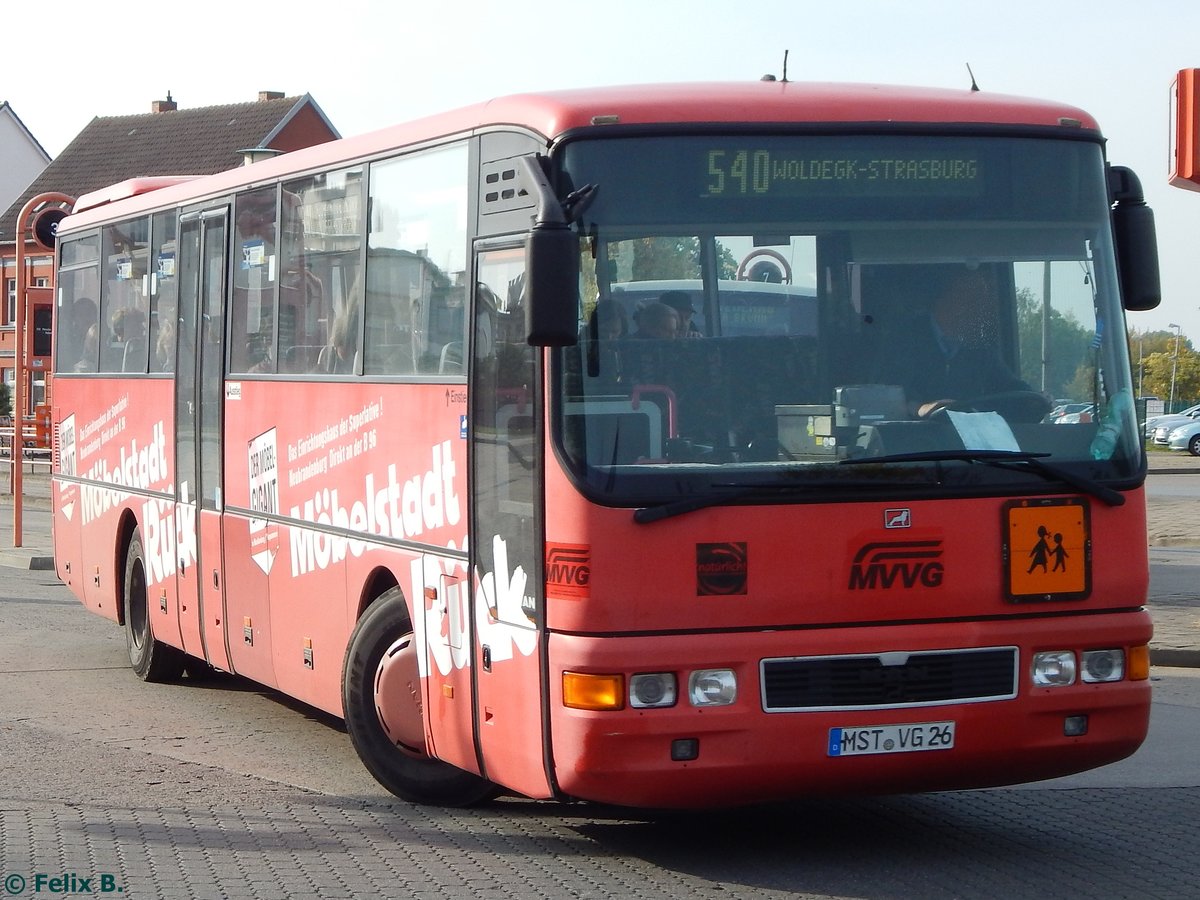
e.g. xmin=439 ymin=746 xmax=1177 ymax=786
xmin=553 ymin=133 xmax=1139 ymax=508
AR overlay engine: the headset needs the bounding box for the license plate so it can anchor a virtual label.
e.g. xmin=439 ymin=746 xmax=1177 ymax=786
xmin=828 ymin=721 xmax=955 ymax=757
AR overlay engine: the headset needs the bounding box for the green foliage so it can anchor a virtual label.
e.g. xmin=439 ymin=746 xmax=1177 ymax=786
xmin=0 ymin=381 xmax=10 ymax=418
xmin=1015 ymin=287 xmax=1095 ymax=399
xmin=1129 ymin=327 xmax=1198 ymax=409
xmin=626 ymin=236 xmax=738 ymax=281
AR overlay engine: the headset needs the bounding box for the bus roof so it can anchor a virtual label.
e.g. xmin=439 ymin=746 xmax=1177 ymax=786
xmin=60 ymin=81 xmax=1100 ymax=232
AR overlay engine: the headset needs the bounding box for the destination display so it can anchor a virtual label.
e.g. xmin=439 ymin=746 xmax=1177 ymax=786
xmin=704 ymin=148 xmax=983 ymax=199
xmin=559 ymin=134 xmax=1105 ymax=226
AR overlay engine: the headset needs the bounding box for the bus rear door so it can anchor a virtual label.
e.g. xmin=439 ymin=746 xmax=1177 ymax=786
xmin=174 ymin=208 xmax=232 ymax=673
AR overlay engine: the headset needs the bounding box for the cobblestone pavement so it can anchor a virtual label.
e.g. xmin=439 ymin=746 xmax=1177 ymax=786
xmin=2 ymin=775 xmax=1199 ymax=898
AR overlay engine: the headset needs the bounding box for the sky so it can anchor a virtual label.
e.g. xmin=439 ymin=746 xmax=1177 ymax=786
xmin=5 ymin=0 xmax=1200 ymax=339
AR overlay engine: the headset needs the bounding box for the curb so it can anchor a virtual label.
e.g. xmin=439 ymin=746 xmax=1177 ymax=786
xmin=1149 ymin=648 xmax=1200 ymax=668
xmin=0 ymin=549 xmax=55 ymax=571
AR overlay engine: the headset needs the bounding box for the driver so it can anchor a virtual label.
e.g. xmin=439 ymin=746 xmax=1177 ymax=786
xmin=889 ymin=267 xmax=1040 ymax=418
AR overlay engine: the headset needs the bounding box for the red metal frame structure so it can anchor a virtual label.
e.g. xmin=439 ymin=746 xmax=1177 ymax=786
xmin=10 ymin=191 xmax=71 ymax=547
xmin=51 ymin=82 xmax=1159 ymax=809
xmin=1170 ymin=68 xmax=1200 ymax=191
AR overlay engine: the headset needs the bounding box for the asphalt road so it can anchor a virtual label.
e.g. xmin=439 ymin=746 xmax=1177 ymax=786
xmin=2 ymin=466 xmax=1198 ymax=898
xmin=2 ymin=562 xmax=1199 ymax=899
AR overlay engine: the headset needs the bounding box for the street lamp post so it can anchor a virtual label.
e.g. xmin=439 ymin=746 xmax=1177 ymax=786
xmin=1169 ymin=322 xmax=1182 ymax=413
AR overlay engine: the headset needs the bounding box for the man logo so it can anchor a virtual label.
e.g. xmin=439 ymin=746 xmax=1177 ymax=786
xmin=849 ymin=540 xmax=944 ymax=590
xmin=884 ymin=508 xmax=911 ymax=529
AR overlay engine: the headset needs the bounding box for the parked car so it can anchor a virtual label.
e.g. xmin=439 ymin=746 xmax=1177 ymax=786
xmin=1167 ymin=420 xmax=1200 ymax=456
xmin=1045 ymin=402 xmax=1092 ymax=424
xmin=1054 ymin=403 xmax=1095 ymax=425
xmin=1144 ymin=403 xmax=1200 ymax=440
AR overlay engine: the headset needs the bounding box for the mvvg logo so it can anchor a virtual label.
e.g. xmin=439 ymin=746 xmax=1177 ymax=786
xmin=849 ymin=540 xmax=944 ymax=590
xmin=546 ymin=544 xmax=590 ymax=600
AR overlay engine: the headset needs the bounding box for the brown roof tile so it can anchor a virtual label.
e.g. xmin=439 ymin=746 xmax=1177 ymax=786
xmin=2 ymin=93 xmax=338 ymax=242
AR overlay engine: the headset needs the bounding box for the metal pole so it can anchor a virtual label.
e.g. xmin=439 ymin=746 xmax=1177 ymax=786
xmin=1169 ymin=323 xmax=1181 ymax=414
xmin=1138 ymin=338 xmax=1144 ymax=397
xmin=12 ymin=193 xmax=73 ymax=548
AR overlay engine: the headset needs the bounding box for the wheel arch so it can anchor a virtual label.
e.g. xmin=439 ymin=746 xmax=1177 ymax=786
xmin=355 ymin=565 xmax=403 ymax=623
xmin=113 ymin=507 xmax=141 ymax=626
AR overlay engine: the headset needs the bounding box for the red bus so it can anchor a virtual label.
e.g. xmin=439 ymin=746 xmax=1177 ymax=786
xmin=51 ymin=81 xmax=1161 ymax=808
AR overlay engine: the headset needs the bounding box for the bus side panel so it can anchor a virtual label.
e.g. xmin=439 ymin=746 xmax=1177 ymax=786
xmin=268 ymin=520 xmax=348 ymax=716
xmin=54 ymin=379 xmax=178 ymax=629
xmin=221 ymin=379 xmax=474 ymax=737
xmin=51 ymin=466 xmax=85 ymax=614
xmin=218 ymin=512 xmax=277 ymax=688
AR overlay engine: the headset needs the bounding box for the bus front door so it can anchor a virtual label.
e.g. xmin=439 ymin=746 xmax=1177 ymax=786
xmin=467 ymin=246 xmax=553 ymax=799
xmin=174 ymin=208 xmax=232 ymax=673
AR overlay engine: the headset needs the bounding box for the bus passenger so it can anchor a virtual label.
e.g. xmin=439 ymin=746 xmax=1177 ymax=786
xmin=588 ymin=298 xmax=628 ymax=341
xmin=323 ymin=302 xmax=360 ymax=374
xmin=154 ymin=320 xmax=175 ymax=372
xmin=61 ymin=297 xmax=98 ymax=371
xmin=660 ymin=291 xmax=701 ymax=338
xmin=73 ymin=324 xmax=99 ymax=373
xmin=630 ymin=301 xmax=679 ymax=340
xmin=111 ymin=307 xmax=147 ymax=372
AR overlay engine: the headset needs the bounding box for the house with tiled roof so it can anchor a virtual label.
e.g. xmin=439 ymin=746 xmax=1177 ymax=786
xmin=1 ymin=91 xmax=339 ymax=421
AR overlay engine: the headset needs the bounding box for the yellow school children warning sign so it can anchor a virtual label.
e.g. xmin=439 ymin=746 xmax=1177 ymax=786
xmin=1003 ymin=498 xmax=1091 ymax=601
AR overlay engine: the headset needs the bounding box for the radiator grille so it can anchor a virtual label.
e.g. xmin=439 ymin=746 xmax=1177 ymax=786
xmin=761 ymin=647 xmax=1018 ymax=711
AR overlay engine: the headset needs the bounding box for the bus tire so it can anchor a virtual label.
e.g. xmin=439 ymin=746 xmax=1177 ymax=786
xmin=123 ymin=531 xmax=185 ymax=682
xmin=343 ymin=587 xmax=498 ymax=807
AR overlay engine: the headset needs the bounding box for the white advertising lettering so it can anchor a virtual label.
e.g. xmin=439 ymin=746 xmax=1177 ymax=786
xmin=68 ymin=405 xmax=197 ymax=586
xmin=414 ymin=534 xmax=537 ymax=678
xmin=288 ymin=441 xmax=461 ymax=577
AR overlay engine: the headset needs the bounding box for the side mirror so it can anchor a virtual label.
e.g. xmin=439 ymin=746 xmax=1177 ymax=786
xmin=519 ymin=156 xmax=580 ymax=347
xmin=1108 ymin=165 xmax=1162 ymax=311
xmin=525 ymin=226 xmax=579 ymax=346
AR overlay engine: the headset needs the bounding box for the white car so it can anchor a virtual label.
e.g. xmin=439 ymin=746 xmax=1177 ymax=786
xmin=1145 ymin=403 xmax=1200 ymax=440
xmin=1167 ymin=420 xmax=1200 ymax=456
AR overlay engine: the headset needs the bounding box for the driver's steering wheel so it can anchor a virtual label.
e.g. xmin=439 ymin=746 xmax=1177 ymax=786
xmin=932 ymin=390 xmax=1052 ymax=424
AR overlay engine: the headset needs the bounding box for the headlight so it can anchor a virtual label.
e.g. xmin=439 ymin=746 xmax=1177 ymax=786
xmin=1081 ymin=649 xmax=1125 ymax=683
xmin=630 ymin=673 xmax=677 ymax=708
xmin=688 ymin=669 xmax=737 ymax=706
xmin=1032 ymin=651 xmax=1076 ymax=686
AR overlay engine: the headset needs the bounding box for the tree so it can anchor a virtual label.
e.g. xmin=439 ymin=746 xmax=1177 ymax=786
xmin=1128 ymin=327 xmax=1196 ymax=407
xmin=0 ymin=381 xmax=10 ymax=419
xmin=1016 ymin=288 xmax=1095 ymax=399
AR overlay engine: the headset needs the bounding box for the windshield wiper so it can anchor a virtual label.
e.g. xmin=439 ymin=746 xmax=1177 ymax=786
xmin=634 ymin=487 xmax=758 ymax=524
xmin=633 ymin=478 xmax=889 ymax=524
xmin=838 ymin=449 xmax=1125 ymax=507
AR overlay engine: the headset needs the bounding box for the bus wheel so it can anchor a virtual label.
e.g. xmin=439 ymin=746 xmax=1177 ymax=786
xmin=343 ymin=587 xmax=498 ymax=806
xmin=123 ymin=531 xmax=185 ymax=682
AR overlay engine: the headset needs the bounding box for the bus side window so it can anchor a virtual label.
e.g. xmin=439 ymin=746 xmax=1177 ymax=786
xmin=99 ymin=218 xmax=150 ymax=373
xmin=363 ymin=143 xmax=468 ymax=378
xmin=229 ymin=187 xmax=279 ymax=375
xmin=281 ymin=167 xmax=363 ymax=377
xmin=149 ymin=210 xmax=178 ymax=374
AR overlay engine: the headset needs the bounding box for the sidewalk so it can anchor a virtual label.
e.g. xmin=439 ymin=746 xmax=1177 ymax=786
xmin=0 ymin=466 xmax=52 ymax=570
xmin=2 ymin=459 xmax=1198 ymax=666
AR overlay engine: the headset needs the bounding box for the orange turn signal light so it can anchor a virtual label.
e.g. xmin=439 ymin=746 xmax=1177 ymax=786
xmin=562 ymin=672 xmax=625 ymax=710
xmin=1127 ymin=644 xmax=1151 ymax=681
